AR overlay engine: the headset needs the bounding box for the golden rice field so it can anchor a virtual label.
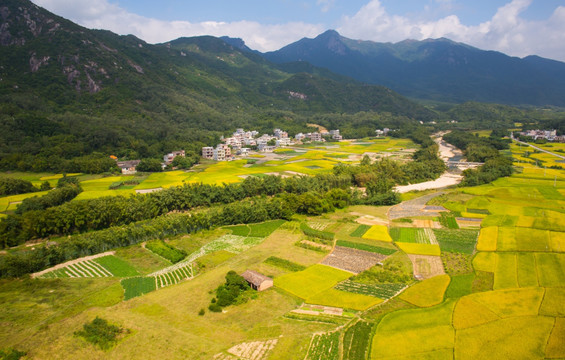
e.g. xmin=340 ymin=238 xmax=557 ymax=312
xmin=2 ymin=137 xmax=565 ymax=359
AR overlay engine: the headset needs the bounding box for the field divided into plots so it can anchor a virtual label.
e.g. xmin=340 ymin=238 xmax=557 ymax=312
xmin=38 ymin=255 xmax=139 ymax=279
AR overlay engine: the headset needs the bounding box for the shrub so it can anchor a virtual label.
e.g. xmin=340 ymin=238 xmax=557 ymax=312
xmin=0 ymin=348 xmax=26 ymax=360
xmin=198 ymin=308 xmax=205 ymax=316
xmin=74 ymin=317 xmax=126 ymax=350
xmin=208 ymin=303 xmax=222 ymax=312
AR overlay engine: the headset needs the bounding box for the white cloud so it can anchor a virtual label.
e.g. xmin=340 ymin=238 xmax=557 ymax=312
xmin=338 ymin=0 xmax=565 ymax=61
xmin=31 ymin=0 xmax=323 ymax=52
xmin=317 ymin=0 xmax=335 ymax=13
xmin=31 ymin=0 xmax=565 ymax=61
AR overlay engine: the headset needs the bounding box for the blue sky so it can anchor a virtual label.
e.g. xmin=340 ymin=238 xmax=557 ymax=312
xmin=32 ymin=0 xmax=565 ymax=61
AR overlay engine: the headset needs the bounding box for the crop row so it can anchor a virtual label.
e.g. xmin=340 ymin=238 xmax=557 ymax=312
xmin=306 ymin=331 xmax=340 ymax=360
xmin=336 ymin=240 xmax=396 ymax=255
xmin=301 ymin=222 xmax=335 ymax=241
xmin=155 ymin=263 xmax=194 ymax=289
xmin=39 ymin=259 xmax=112 ymax=278
xmin=335 ymin=280 xmax=406 ymax=299
xmin=343 ymin=321 xmax=373 ymax=360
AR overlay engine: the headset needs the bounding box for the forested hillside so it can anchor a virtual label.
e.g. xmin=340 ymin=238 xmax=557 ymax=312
xmin=0 ymin=0 xmax=435 ymax=173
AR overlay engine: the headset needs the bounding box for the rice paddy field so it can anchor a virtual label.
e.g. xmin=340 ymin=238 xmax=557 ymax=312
xmin=0 ymin=137 xmax=416 ymax=216
xmin=2 ymin=137 xmax=565 ymax=359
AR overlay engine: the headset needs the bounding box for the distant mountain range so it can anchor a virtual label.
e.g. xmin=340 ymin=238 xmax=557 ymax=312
xmin=0 ymin=0 xmax=436 ymax=169
xmin=262 ymin=30 xmax=565 ymax=107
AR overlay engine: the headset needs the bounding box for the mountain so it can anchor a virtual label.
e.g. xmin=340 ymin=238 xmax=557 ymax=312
xmin=263 ymin=30 xmax=565 ymax=107
xmin=0 ymin=0 xmax=435 ymax=172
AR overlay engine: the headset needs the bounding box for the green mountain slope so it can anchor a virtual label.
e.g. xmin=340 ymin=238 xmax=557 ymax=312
xmin=0 ymin=0 xmax=434 ymax=172
xmin=263 ymin=30 xmax=565 ymax=107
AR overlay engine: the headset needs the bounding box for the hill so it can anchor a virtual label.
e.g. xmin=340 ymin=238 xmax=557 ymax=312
xmin=263 ymin=30 xmax=565 ymax=107
xmin=0 ymin=1 xmax=434 ymax=172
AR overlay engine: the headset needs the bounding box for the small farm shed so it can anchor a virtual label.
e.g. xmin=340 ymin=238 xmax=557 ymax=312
xmin=241 ymin=270 xmax=273 ymax=291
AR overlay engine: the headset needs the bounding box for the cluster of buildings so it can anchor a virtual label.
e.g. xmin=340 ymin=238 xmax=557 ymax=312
xmin=202 ymin=128 xmax=342 ymax=161
xmin=375 ymin=128 xmax=390 ymax=137
xmin=115 ymin=150 xmax=186 ymax=174
xmin=516 ymin=129 xmax=565 ymax=142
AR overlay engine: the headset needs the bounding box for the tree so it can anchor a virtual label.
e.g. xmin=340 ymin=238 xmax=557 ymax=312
xmin=39 ymin=181 xmax=51 ymax=191
xmin=136 ymin=159 xmax=163 ymax=172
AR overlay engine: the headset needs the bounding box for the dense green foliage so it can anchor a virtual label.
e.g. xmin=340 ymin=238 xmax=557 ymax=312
xmin=0 ymin=175 xmax=347 ymax=247
xmin=0 ymin=1 xmax=436 ymax=174
xmin=15 ymin=184 xmax=82 ymax=214
xmin=145 ymin=240 xmax=187 ymax=263
xmin=0 ymin=178 xmax=38 ymax=196
xmin=443 ymin=130 xmax=514 ymax=186
xmin=265 ymin=30 xmax=565 ymax=107
xmin=0 ymin=348 xmax=26 ymax=360
xmin=74 ymin=317 xmax=125 ymax=350
xmin=210 ymin=271 xmax=251 ymax=310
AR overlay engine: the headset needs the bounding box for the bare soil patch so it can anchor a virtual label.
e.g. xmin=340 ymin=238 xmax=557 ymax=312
xmin=412 ymin=219 xmax=442 ymax=229
xmin=354 ymin=214 xmax=389 ymax=226
xmin=321 ymin=246 xmax=387 ymax=274
xmin=407 ymin=254 xmax=445 ymax=280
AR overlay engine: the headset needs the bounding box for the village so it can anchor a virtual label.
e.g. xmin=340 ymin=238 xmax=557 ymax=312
xmin=201 ymin=128 xmax=344 ymax=161
xmin=514 ymin=129 xmax=565 ymax=142
xmin=114 ymin=128 xmax=346 ymax=174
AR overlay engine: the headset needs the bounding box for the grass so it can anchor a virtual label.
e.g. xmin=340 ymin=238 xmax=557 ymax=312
xmin=113 ymin=245 xmax=170 ymax=275
xmin=335 ymin=240 xmax=396 ymax=255
xmin=395 ymin=243 xmax=441 ymax=256
xmin=225 ymin=224 xmax=250 ymax=236
xmin=477 ymin=226 xmax=498 ymax=251
xmin=445 ymin=274 xmax=474 ymax=298
xmin=305 ymin=288 xmax=382 ymax=311
xmin=93 ymin=256 xmax=139 ymax=277
xmin=145 ymin=240 xmax=187 ymax=263
xmin=452 ymin=295 xmax=500 ymax=329
xmin=362 ymin=225 xmax=392 ymax=242
xmin=454 ymin=316 xmax=554 ymax=360
xmin=349 ymin=224 xmax=371 ymax=237
xmin=516 ymin=253 xmax=539 ymax=287
xmin=546 ymin=318 xmax=565 ymax=359
xmin=264 ymin=256 xmax=306 ymax=272
xmin=398 ymin=275 xmax=450 ymax=307
xmin=470 ymin=287 xmax=545 ymax=318
xmin=493 ymin=253 xmax=518 ymax=289
xmin=121 ymin=277 xmax=157 ymax=300
xmin=371 ymin=325 xmax=454 ymax=359
xmin=539 ymin=288 xmax=565 ymax=317
xmin=274 ymin=264 xmax=352 ymax=300
xmin=536 ymin=253 xmax=565 ymax=287
xmin=248 ymin=220 xmax=286 ymax=237
xmin=377 ymin=299 xmax=456 ymax=332
xmin=472 ymin=252 xmax=496 ymax=272
xmin=434 ymin=228 xmax=478 ymax=254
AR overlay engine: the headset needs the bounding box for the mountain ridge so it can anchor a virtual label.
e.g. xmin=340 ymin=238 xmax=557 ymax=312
xmin=262 ymin=30 xmax=565 ymax=106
